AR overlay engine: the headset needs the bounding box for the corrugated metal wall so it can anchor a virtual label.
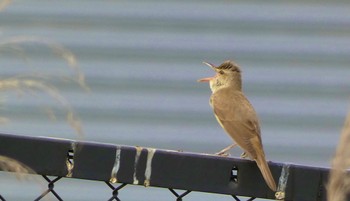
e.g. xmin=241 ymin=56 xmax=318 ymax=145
xmin=1 ymin=1 xmax=350 ymax=200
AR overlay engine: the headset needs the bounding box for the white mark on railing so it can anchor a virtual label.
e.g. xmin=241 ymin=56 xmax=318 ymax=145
xmin=133 ymin=146 xmax=143 ymax=185
xmin=110 ymin=146 xmax=121 ymax=183
xmin=144 ymin=148 xmax=156 ymax=187
xmin=66 ymin=142 xmax=76 ymax=177
xmin=275 ymin=164 xmax=290 ymax=200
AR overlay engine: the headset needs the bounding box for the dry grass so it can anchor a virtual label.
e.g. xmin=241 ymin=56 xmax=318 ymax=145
xmin=0 ymin=156 xmax=35 ymax=177
xmin=328 ymin=110 xmax=350 ymax=201
xmin=0 ymin=36 xmax=89 ymax=91
xmin=0 ymin=155 xmax=50 ymax=200
xmin=0 ymin=4 xmax=87 ymax=200
xmin=0 ymin=40 xmax=85 ymax=197
xmin=0 ymin=77 xmax=84 ymax=136
xmin=0 ymin=36 xmax=89 ymax=137
xmin=0 ymin=5 xmax=87 ymax=194
xmin=0 ymin=36 xmax=87 ymax=191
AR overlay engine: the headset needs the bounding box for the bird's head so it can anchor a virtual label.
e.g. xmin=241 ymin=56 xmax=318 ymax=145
xmin=198 ymin=60 xmax=242 ymax=92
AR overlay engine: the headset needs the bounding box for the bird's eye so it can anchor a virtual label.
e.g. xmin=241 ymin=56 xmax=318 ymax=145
xmin=218 ymin=70 xmax=224 ymax=74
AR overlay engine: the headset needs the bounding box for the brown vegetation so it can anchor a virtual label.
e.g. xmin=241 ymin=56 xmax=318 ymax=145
xmin=0 ymin=3 xmax=87 ymax=191
xmin=328 ymin=111 xmax=350 ymax=201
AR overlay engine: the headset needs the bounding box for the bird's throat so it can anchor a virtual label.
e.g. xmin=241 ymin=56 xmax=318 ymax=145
xmin=210 ymin=78 xmax=242 ymax=93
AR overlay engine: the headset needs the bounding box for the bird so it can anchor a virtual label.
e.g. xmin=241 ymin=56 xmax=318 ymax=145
xmin=198 ymin=60 xmax=277 ymax=192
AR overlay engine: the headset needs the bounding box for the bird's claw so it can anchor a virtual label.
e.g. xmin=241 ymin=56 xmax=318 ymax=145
xmin=215 ymin=150 xmax=231 ymax=157
xmin=214 ymin=144 xmax=237 ymax=157
xmin=240 ymin=152 xmax=247 ymax=158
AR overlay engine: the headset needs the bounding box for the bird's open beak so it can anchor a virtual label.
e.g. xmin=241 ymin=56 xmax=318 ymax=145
xmin=197 ymin=77 xmax=214 ymax=82
xmin=202 ymin=61 xmax=217 ymax=71
xmin=197 ymin=61 xmax=217 ymax=82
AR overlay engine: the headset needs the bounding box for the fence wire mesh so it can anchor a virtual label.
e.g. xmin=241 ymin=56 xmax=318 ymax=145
xmin=0 ymin=173 xmax=258 ymax=201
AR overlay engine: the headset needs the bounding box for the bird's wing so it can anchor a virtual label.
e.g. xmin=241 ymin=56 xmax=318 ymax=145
xmin=210 ymin=88 xmax=262 ymax=158
xmin=211 ymin=88 xmax=276 ymax=191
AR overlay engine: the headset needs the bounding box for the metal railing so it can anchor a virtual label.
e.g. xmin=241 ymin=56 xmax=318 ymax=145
xmin=0 ymin=133 xmax=330 ymax=201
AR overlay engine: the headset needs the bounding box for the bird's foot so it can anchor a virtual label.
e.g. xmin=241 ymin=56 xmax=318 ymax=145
xmin=240 ymin=152 xmax=247 ymax=158
xmin=215 ymin=150 xmax=231 ymax=157
xmin=215 ymin=144 xmax=237 ymax=157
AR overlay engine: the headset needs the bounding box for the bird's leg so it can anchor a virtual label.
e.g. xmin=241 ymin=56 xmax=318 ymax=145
xmin=240 ymin=152 xmax=247 ymax=158
xmin=215 ymin=144 xmax=237 ymax=156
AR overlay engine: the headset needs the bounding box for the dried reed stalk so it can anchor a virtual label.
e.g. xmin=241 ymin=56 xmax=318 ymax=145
xmin=0 ymin=36 xmax=88 ymax=137
xmin=0 ymin=6 xmax=81 ymax=199
xmin=0 ymin=36 xmax=89 ymax=91
xmin=328 ymin=111 xmax=350 ymax=201
xmin=0 ymin=77 xmax=84 ymax=136
xmin=0 ymin=155 xmax=35 ymax=177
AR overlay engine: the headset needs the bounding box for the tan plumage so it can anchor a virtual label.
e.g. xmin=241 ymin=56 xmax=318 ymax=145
xmin=198 ymin=60 xmax=276 ymax=192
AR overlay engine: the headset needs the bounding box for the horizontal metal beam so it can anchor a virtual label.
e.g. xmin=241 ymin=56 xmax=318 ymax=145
xmin=0 ymin=133 xmax=330 ymax=200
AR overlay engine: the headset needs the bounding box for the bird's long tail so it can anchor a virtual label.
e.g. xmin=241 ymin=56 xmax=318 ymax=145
xmin=255 ymin=155 xmax=277 ymax=191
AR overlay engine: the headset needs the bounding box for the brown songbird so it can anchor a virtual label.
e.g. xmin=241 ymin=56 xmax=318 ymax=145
xmin=198 ymin=60 xmax=276 ymax=191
